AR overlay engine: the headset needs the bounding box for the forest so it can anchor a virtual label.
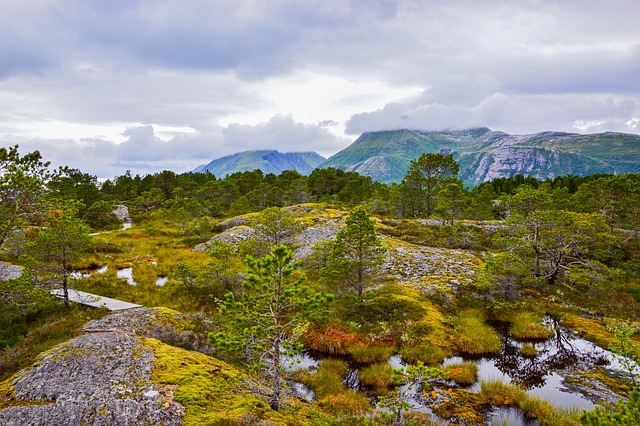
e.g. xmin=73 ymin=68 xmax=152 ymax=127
xmin=1 ymin=145 xmax=640 ymax=425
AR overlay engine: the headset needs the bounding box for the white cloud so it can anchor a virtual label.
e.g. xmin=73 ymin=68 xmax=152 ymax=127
xmin=1 ymin=0 xmax=639 ymax=178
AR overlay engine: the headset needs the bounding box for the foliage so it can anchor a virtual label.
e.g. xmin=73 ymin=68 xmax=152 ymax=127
xmin=251 ymin=207 xmax=302 ymax=253
xmin=0 ymin=145 xmax=51 ymax=252
xmin=209 ymin=246 xmax=332 ymax=411
xmin=20 ymin=202 xmax=91 ymax=305
xmin=323 ymin=206 xmax=386 ymax=298
xmin=399 ymin=153 xmax=459 ymax=217
xmin=607 ymin=321 xmax=640 ymax=386
xmin=82 ymin=200 xmax=122 ymax=230
xmin=580 ymin=388 xmax=640 ymax=425
xmin=378 ymin=361 xmax=447 ymax=424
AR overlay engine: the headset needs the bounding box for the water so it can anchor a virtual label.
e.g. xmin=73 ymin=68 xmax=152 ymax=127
xmin=116 ymin=267 xmax=136 ymax=286
xmin=97 ymin=265 xmax=108 ymax=274
xmin=155 ymin=276 xmax=169 ymax=286
xmin=122 ymin=222 xmax=132 ymax=230
xmin=69 ymin=271 xmax=90 ymax=279
xmin=292 ymin=317 xmax=632 ymax=423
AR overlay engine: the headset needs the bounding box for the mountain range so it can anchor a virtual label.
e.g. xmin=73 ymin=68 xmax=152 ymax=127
xmin=194 ymin=150 xmax=326 ymax=177
xmin=195 ymin=128 xmax=640 ymax=186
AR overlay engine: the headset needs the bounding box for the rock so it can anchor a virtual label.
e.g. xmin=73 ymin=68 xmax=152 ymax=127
xmin=0 ymin=331 xmax=182 ymax=426
xmin=0 ymin=308 xmax=185 ymax=425
xmin=112 ymin=205 xmax=131 ymax=223
xmin=0 ymin=261 xmax=22 ymax=281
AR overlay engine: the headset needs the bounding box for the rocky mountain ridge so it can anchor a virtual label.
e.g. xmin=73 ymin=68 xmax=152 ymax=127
xmin=320 ymin=128 xmax=640 ymax=185
xmin=194 ymin=150 xmax=326 ymax=177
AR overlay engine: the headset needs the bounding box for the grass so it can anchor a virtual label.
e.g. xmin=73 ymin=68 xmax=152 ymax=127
xmin=520 ymin=343 xmax=538 ymax=357
xmin=399 ymin=343 xmax=447 ymax=365
xmin=0 ymin=304 xmax=107 ymax=383
xmin=479 ymin=380 xmax=581 ymax=425
xmin=452 ymin=309 xmax=502 ymax=355
xmin=348 ymin=343 xmax=394 ymax=364
xmin=444 ymin=362 xmax=478 ymax=386
xmin=509 ymin=312 xmax=554 ymax=340
xmin=358 ymin=363 xmax=394 ymax=389
xmin=298 ymin=358 xmax=371 ymax=417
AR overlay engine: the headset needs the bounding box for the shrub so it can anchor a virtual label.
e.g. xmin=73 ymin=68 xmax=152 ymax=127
xmin=303 ymin=323 xmax=361 ymax=355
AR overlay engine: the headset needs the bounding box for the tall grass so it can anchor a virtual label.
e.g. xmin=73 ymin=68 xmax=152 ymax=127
xmin=452 ymin=310 xmax=502 ymax=355
xmin=509 ymin=312 xmax=554 ymax=340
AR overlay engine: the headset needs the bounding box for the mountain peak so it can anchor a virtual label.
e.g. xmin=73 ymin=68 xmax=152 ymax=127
xmin=194 ymin=150 xmax=326 ymax=177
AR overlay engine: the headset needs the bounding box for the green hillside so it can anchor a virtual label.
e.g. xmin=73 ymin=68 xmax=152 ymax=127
xmin=320 ymin=128 xmax=640 ymax=185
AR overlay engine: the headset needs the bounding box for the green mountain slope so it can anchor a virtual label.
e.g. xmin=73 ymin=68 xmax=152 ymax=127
xmin=320 ymin=128 xmax=640 ymax=185
xmin=194 ymin=150 xmax=326 ymax=177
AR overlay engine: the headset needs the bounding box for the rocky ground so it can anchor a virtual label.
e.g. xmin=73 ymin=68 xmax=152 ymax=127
xmin=0 ymin=261 xmax=22 ymax=281
xmin=195 ymin=214 xmax=482 ymax=291
xmin=0 ymin=308 xmax=184 ymax=426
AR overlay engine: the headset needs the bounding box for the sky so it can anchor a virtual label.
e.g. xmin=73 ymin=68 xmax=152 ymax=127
xmin=1 ymin=0 xmax=639 ymax=179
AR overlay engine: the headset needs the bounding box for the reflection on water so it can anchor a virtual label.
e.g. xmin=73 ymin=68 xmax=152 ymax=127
xmin=292 ymin=317 xmax=631 ymax=423
xmin=488 ymin=406 xmax=538 ymax=426
xmin=116 ymin=267 xmax=136 ymax=286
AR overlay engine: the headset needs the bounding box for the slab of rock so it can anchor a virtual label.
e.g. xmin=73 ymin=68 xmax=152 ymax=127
xmin=0 ymin=261 xmax=22 ymax=281
xmin=0 ymin=309 xmax=184 ymax=426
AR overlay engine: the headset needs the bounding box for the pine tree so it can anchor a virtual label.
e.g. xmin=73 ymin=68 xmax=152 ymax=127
xmin=209 ymin=246 xmax=331 ymax=411
xmin=325 ymin=206 xmax=386 ymax=298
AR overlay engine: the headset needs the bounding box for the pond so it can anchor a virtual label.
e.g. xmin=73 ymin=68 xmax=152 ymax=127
xmin=289 ymin=316 xmax=632 ymax=424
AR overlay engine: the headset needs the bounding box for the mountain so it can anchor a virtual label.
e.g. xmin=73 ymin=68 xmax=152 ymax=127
xmin=194 ymin=150 xmax=326 ymax=177
xmin=319 ymin=128 xmax=640 ymax=185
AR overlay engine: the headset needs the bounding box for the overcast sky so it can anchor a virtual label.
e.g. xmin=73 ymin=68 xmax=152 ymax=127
xmin=1 ymin=0 xmax=639 ymax=179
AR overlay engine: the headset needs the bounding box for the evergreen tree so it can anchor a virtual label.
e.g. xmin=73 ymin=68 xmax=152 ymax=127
xmin=0 ymin=145 xmax=51 ymax=251
xmin=325 ymin=206 xmax=386 ymax=298
xmin=210 ymin=246 xmax=330 ymax=411
xmin=21 ymin=202 xmax=91 ymax=305
xmin=400 ymin=153 xmax=459 ymax=217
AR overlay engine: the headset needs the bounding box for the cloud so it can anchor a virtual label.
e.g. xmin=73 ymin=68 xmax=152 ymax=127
xmin=223 ymin=115 xmax=350 ymax=157
xmin=1 ymin=0 xmax=640 ymax=179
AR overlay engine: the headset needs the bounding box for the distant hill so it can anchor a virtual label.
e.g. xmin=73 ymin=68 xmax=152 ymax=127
xmin=194 ymin=150 xmax=326 ymax=177
xmin=319 ymin=128 xmax=640 ymax=185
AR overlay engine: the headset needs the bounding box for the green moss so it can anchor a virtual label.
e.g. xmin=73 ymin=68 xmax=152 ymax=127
xmin=146 ymin=337 xmax=325 ymax=425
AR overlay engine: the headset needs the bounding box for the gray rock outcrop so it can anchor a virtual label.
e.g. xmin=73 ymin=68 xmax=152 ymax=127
xmin=0 ymin=309 xmax=183 ymax=426
xmin=0 ymin=261 xmax=22 ymax=281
